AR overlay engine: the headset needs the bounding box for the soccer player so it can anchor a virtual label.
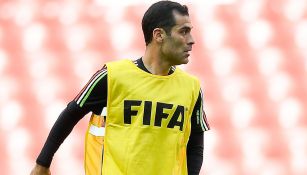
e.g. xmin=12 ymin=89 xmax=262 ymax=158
xmin=30 ymin=1 xmax=210 ymax=175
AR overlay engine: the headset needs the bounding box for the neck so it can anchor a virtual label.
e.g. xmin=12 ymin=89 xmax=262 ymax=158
xmin=142 ymin=46 xmax=172 ymax=76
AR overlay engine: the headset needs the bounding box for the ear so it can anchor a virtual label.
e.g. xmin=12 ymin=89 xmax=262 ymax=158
xmin=152 ymin=28 xmax=166 ymax=43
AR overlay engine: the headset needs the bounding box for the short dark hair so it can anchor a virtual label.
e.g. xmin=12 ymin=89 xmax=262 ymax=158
xmin=142 ymin=1 xmax=189 ymax=45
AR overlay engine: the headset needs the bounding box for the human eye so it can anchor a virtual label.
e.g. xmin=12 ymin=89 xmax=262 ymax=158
xmin=180 ymin=29 xmax=187 ymax=35
xmin=180 ymin=28 xmax=191 ymax=35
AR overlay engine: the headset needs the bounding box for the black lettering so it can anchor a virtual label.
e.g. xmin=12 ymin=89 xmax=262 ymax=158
xmin=124 ymin=100 xmax=142 ymax=124
xmin=143 ymin=101 xmax=152 ymax=125
xmin=155 ymin=102 xmax=173 ymax=127
xmin=167 ymin=105 xmax=185 ymax=131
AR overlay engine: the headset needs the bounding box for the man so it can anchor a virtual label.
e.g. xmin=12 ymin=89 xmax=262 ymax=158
xmin=30 ymin=1 xmax=210 ymax=175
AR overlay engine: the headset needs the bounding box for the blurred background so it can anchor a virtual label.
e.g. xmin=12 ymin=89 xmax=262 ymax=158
xmin=0 ymin=0 xmax=306 ymax=174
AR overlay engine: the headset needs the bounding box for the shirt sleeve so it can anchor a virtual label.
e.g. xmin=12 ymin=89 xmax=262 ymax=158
xmin=73 ymin=65 xmax=108 ymax=114
xmin=36 ymin=101 xmax=87 ymax=167
xmin=36 ymin=66 xmax=108 ymax=167
xmin=187 ymin=131 xmax=204 ymax=175
xmin=186 ymin=88 xmax=209 ymax=174
xmin=191 ymin=88 xmax=210 ymax=133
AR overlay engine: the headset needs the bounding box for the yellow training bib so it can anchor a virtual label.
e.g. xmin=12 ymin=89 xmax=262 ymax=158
xmin=101 ymin=59 xmax=200 ymax=175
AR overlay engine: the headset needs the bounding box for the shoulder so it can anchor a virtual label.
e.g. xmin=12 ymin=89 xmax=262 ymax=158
xmin=106 ymin=59 xmax=132 ymax=67
xmin=175 ymin=68 xmax=200 ymax=84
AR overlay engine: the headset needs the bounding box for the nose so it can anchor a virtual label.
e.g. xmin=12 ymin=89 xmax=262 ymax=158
xmin=187 ymin=34 xmax=195 ymax=45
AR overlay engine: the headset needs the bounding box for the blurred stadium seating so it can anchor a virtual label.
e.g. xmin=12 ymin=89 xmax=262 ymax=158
xmin=0 ymin=0 xmax=306 ymax=174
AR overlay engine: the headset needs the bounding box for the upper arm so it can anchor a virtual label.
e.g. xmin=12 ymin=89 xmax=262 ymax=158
xmin=73 ymin=65 xmax=108 ymax=115
xmin=191 ymin=89 xmax=210 ymax=133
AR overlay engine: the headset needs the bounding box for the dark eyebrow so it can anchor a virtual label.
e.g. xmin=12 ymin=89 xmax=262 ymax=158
xmin=179 ymin=26 xmax=193 ymax=31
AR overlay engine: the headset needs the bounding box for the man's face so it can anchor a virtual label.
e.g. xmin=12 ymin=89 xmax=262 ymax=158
xmin=161 ymin=11 xmax=195 ymax=65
